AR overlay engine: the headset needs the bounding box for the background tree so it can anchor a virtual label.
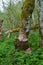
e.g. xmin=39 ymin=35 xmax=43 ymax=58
xmin=37 ymin=0 xmax=43 ymax=44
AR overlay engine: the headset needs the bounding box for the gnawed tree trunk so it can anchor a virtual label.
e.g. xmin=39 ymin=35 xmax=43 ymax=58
xmin=37 ymin=0 xmax=43 ymax=44
xmin=18 ymin=27 xmax=28 ymax=42
xmin=15 ymin=0 xmax=35 ymax=50
xmin=18 ymin=0 xmax=35 ymax=42
xmin=15 ymin=27 xmax=29 ymax=50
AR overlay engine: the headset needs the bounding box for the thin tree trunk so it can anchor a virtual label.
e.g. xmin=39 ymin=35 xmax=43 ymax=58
xmin=0 ymin=20 xmax=3 ymax=38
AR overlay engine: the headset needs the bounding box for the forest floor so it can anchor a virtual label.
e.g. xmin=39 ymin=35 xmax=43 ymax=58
xmin=0 ymin=31 xmax=43 ymax=65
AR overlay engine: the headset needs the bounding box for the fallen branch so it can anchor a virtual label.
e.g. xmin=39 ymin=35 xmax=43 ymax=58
xmin=6 ymin=24 xmax=39 ymax=38
xmin=6 ymin=24 xmax=39 ymax=33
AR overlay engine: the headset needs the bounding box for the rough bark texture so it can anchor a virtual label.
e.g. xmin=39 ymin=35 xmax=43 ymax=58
xmin=37 ymin=0 xmax=43 ymax=44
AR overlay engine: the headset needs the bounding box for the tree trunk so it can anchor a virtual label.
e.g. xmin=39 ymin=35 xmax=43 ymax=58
xmin=15 ymin=0 xmax=35 ymax=50
xmin=37 ymin=0 xmax=43 ymax=44
xmin=18 ymin=0 xmax=35 ymax=42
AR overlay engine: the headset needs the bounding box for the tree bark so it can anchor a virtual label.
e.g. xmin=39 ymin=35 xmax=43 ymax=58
xmin=18 ymin=0 xmax=35 ymax=42
xmin=15 ymin=0 xmax=35 ymax=50
xmin=37 ymin=0 xmax=43 ymax=44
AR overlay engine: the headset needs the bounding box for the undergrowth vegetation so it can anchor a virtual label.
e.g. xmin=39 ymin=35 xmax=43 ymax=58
xmin=0 ymin=32 xmax=43 ymax=65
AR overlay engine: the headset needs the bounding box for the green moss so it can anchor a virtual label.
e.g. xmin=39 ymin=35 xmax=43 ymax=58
xmin=21 ymin=0 xmax=35 ymax=20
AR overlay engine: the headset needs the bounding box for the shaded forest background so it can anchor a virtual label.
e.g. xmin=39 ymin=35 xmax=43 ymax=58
xmin=0 ymin=0 xmax=38 ymax=31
